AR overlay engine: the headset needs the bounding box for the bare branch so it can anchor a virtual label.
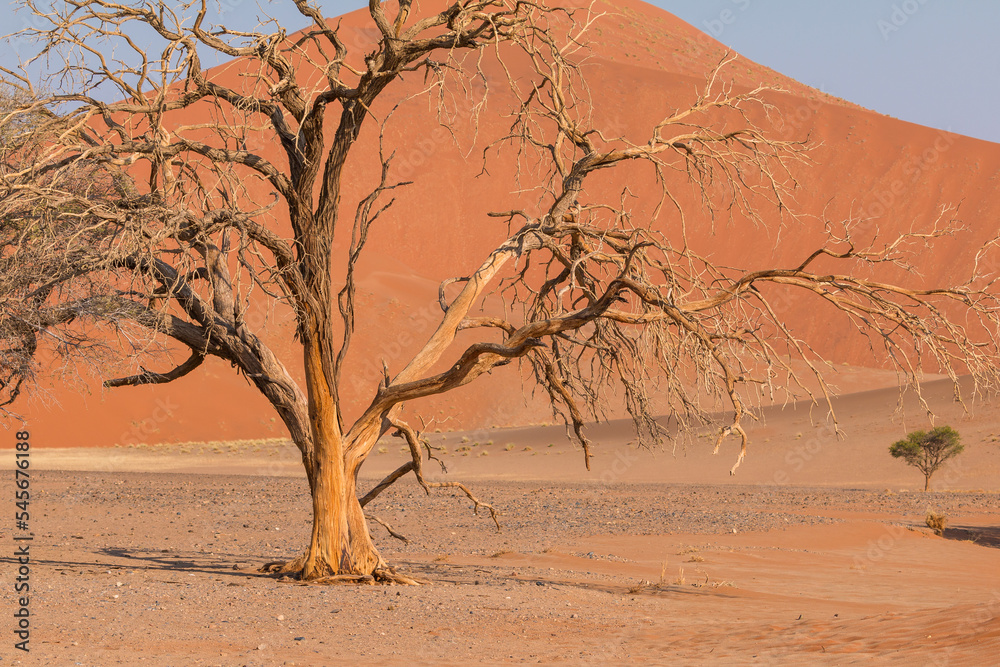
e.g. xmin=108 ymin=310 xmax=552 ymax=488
xmin=390 ymin=418 xmax=500 ymax=531
xmin=103 ymin=349 xmax=205 ymax=388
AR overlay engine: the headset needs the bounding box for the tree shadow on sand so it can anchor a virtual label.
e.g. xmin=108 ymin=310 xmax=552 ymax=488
xmin=940 ymin=525 xmax=1000 ymax=549
xmin=85 ymin=547 xmax=277 ymax=579
xmin=0 ymin=548 xmax=271 ymax=581
xmin=393 ymin=561 xmax=740 ymax=597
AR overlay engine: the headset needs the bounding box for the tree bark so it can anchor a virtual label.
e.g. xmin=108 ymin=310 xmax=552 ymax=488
xmin=298 ymin=323 xmax=384 ymax=579
xmin=301 ymin=444 xmax=383 ymax=578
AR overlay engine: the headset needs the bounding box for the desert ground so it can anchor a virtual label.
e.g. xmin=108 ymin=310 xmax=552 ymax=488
xmin=4 ymin=0 xmax=1000 ymax=665
xmin=2 ymin=377 xmax=999 ymax=666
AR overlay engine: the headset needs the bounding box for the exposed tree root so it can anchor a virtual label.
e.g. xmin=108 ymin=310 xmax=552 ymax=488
xmin=259 ymin=560 xmax=426 ymax=585
xmin=373 ymin=566 xmax=428 ymax=585
xmin=260 ymin=554 xmax=306 ymax=575
xmin=288 ymin=573 xmax=376 ymax=585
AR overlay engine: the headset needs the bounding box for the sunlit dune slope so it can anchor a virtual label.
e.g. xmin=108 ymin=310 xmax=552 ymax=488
xmin=15 ymin=0 xmax=1000 ymax=448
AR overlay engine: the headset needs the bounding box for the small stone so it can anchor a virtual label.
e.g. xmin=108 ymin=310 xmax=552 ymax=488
xmin=257 ymin=644 xmax=267 ymax=651
xmin=277 ymin=615 xmax=285 ymax=621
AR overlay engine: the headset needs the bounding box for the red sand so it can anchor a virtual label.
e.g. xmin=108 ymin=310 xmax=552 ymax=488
xmin=4 ymin=5 xmax=999 ymax=664
xmin=4 ymin=376 xmax=999 ymax=664
xmin=8 ymin=1 xmax=1000 ymax=450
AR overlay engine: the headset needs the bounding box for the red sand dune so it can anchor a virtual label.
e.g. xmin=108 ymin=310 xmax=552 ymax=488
xmin=10 ymin=0 xmax=1000 ymax=449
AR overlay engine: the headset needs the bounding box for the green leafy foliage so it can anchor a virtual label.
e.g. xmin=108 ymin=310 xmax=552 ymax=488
xmin=889 ymin=426 xmax=964 ymax=491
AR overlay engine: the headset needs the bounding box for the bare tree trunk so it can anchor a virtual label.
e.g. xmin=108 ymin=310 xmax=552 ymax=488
xmin=301 ymin=445 xmax=383 ymax=578
xmin=297 ymin=328 xmax=383 ymax=579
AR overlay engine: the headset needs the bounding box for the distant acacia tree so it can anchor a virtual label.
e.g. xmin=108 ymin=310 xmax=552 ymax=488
xmin=890 ymin=426 xmax=964 ymax=491
xmin=2 ymin=0 xmax=999 ymax=583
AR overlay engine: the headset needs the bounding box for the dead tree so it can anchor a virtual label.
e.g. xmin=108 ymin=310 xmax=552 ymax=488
xmin=2 ymin=1 xmax=999 ymax=583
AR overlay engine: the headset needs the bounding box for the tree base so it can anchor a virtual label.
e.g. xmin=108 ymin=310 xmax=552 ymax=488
xmin=259 ymin=558 xmax=426 ymax=585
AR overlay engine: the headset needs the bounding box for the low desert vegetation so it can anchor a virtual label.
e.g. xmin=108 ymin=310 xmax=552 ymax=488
xmin=3 ymin=0 xmax=1000 ymax=584
xmin=926 ymin=511 xmax=948 ymax=536
xmin=889 ymin=426 xmax=965 ymax=491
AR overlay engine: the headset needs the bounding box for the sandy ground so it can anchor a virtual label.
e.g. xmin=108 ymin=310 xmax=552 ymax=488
xmin=2 ymin=472 xmax=1000 ymax=666
xmin=4 ymin=1 xmax=1000 ymax=664
xmin=2 ymin=378 xmax=1000 ymax=665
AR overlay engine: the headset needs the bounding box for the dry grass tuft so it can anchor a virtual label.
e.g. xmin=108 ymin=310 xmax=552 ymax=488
xmin=926 ymin=510 xmax=948 ymax=536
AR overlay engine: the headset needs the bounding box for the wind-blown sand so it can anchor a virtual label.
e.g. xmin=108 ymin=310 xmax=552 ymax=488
xmin=3 ymin=377 xmax=999 ymax=665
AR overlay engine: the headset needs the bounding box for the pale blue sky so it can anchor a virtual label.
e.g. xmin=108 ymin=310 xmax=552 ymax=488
xmin=659 ymin=0 xmax=1000 ymax=144
xmin=3 ymin=1 xmax=997 ymax=143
